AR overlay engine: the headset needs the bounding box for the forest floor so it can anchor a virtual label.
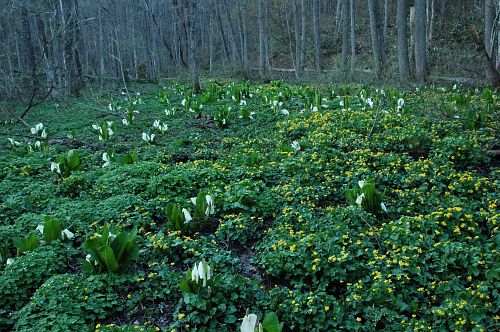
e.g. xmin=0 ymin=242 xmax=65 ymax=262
xmin=0 ymin=80 xmax=498 ymax=331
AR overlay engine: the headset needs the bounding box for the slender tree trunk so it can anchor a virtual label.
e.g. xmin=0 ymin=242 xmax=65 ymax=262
xmin=335 ymin=0 xmax=342 ymax=37
xmin=215 ymin=0 xmax=232 ymax=65
xmin=415 ymin=0 xmax=427 ymax=82
xmin=397 ymin=0 xmax=411 ymax=81
xmin=242 ymin=0 xmax=249 ymax=73
xmin=71 ymin=0 xmax=84 ymax=95
xmin=485 ymin=0 xmax=496 ymax=59
xmin=341 ymin=0 xmax=350 ymax=71
xmin=223 ymin=0 xmax=241 ymax=67
xmin=265 ymin=0 xmax=271 ymax=70
xmin=258 ymin=0 xmax=266 ymax=77
xmin=187 ymin=0 xmax=200 ymax=92
xmin=285 ymin=1 xmax=297 ymax=74
xmin=292 ymin=0 xmax=301 ymax=77
xmin=427 ymin=0 xmax=435 ymax=42
xmin=312 ymin=0 xmax=321 ymax=71
xmin=350 ymin=0 xmax=356 ymax=71
xmin=236 ymin=0 xmax=247 ymax=73
xmin=21 ymin=6 xmax=39 ymax=93
xmin=439 ymin=0 xmax=447 ymax=31
xmin=381 ymin=0 xmax=389 ymax=68
xmin=368 ymin=0 xmax=382 ymax=77
xmin=299 ymin=0 xmax=307 ymax=74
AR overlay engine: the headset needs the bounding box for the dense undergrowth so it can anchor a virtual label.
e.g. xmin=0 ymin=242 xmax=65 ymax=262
xmin=0 ymin=80 xmax=498 ymax=331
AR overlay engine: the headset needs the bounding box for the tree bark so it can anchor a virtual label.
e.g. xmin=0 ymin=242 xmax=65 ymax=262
xmin=485 ymin=0 xmax=496 ymax=60
xmin=258 ymin=0 xmax=266 ymax=77
xmin=397 ymin=0 xmax=411 ymax=80
xmin=292 ymin=0 xmax=301 ymax=77
xmin=299 ymin=0 xmax=307 ymax=75
xmin=312 ymin=0 xmax=321 ymax=71
xmin=21 ymin=6 xmax=39 ymax=94
xmin=415 ymin=0 xmax=427 ymax=82
xmin=350 ymin=0 xmax=356 ymax=71
xmin=223 ymin=0 xmax=241 ymax=67
xmin=341 ymin=0 xmax=350 ymax=71
xmin=187 ymin=0 xmax=200 ymax=92
xmin=368 ymin=0 xmax=383 ymax=77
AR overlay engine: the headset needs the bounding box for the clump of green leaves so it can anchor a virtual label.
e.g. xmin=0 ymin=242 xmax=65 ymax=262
xmin=92 ymin=121 xmax=114 ymax=140
xmin=191 ymin=191 xmax=215 ymax=222
xmin=228 ymin=82 xmax=251 ymax=104
xmin=51 ymin=149 xmax=81 ymax=178
xmin=102 ymin=149 xmax=138 ymax=167
xmin=166 ymin=203 xmax=192 ymax=234
xmin=13 ymin=235 xmax=38 ymax=255
xmin=0 ymin=243 xmax=70 ymax=329
xmin=13 ymin=217 xmax=74 ymax=255
xmin=13 ymin=273 xmax=126 ymax=332
xmin=345 ymin=179 xmax=386 ymax=215
xmin=215 ymin=106 xmax=230 ymax=128
xmin=180 ymin=259 xmax=218 ymax=293
xmin=81 ymin=225 xmax=139 ymax=274
xmin=200 ymin=84 xmax=224 ymax=104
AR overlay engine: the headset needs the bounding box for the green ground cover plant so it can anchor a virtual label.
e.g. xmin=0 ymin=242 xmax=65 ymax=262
xmin=0 ymin=80 xmax=498 ymax=331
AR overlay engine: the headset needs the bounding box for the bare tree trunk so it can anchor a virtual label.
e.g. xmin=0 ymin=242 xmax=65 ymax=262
xmin=368 ymin=0 xmax=383 ymax=77
xmin=397 ymin=0 xmax=411 ymax=81
xmin=223 ymin=0 xmax=241 ymax=67
xmin=98 ymin=6 xmax=105 ymax=87
xmin=335 ymin=0 xmax=342 ymax=37
xmin=285 ymin=1 xmax=297 ymax=75
xmin=350 ymin=0 xmax=356 ymax=71
xmin=21 ymin=6 xmax=39 ymax=93
xmin=242 ymin=0 xmax=249 ymax=73
xmin=187 ymin=0 xmax=200 ymax=92
xmin=470 ymin=26 xmax=500 ymax=88
xmin=265 ymin=0 xmax=271 ymax=70
xmin=427 ymin=0 xmax=435 ymax=42
xmin=341 ymin=0 xmax=350 ymax=71
xmin=312 ymin=0 xmax=321 ymax=71
xmin=485 ymin=0 xmax=496 ymax=61
xmin=292 ymin=0 xmax=301 ymax=77
xmin=439 ymin=0 xmax=447 ymax=31
xmin=381 ymin=0 xmax=389 ymax=68
xmin=299 ymin=0 xmax=307 ymax=75
xmin=258 ymin=0 xmax=266 ymax=77
xmin=236 ymin=0 xmax=248 ymax=73
xmin=71 ymin=0 xmax=84 ymax=95
xmin=415 ymin=0 xmax=427 ymax=82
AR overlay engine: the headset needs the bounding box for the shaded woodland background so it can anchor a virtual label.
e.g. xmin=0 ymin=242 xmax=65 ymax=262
xmin=1 ymin=0 xmax=499 ymax=100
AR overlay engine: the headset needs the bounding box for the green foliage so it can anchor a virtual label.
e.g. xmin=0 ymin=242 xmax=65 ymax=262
xmin=51 ymin=149 xmax=81 ymax=178
xmin=81 ymin=225 xmax=139 ymax=274
xmin=200 ymin=83 xmax=224 ymax=104
xmin=345 ymin=179 xmax=386 ymax=215
xmin=93 ymin=121 xmax=115 ymax=140
xmin=166 ymin=202 xmax=191 ymax=234
xmin=0 ymin=242 xmax=10 ymax=265
xmin=13 ymin=234 xmax=38 ymax=255
xmin=1 ymin=81 xmax=498 ymax=330
xmin=13 ymin=273 xmax=127 ymax=332
xmin=215 ymin=106 xmax=230 ymax=128
xmin=43 ymin=216 xmax=63 ymax=242
xmin=228 ymin=81 xmax=250 ymax=104
xmin=103 ymin=149 xmax=139 ymax=167
xmin=0 ymin=243 xmax=71 ymax=328
xmin=191 ymin=190 xmax=215 ymax=222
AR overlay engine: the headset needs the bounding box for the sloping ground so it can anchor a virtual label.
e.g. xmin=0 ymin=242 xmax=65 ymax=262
xmin=0 ymin=81 xmax=498 ymax=331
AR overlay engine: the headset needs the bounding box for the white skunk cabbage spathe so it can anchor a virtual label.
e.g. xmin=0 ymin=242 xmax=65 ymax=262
xmin=240 ymin=313 xmax=258 ymax=332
